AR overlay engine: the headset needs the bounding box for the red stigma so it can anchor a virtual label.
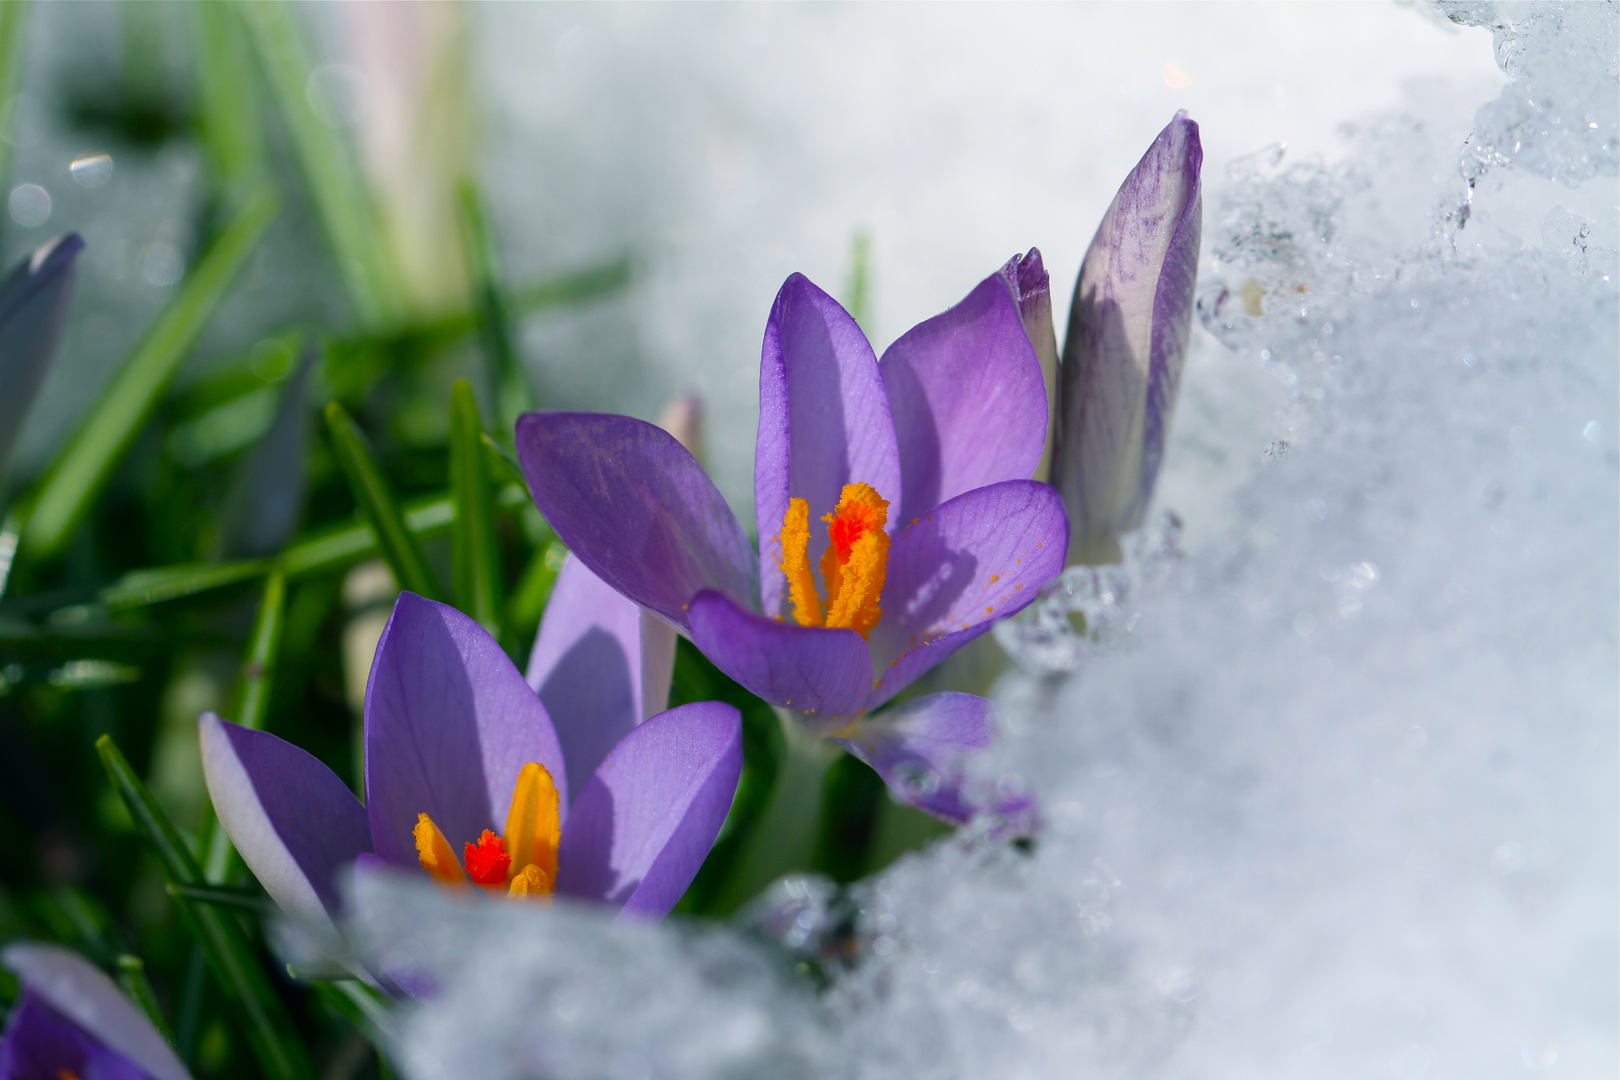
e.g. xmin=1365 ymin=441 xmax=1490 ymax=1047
xmin=827 ymin=500 xmax=881 ymax=562
xmin=463 ymin=830 xmax=511 ymax=885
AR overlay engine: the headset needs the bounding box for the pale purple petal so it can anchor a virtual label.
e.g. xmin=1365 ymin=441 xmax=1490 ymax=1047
xmin=2 ymin=943 xmax=191 ymax=1080
xmin=1057 ymin=112 xmax=1202 ymax=561
xmin=0 ymin=234 xmax=82 ymax=475
xmin=365 ymin=593 xmax=567 ymax=869
xmin=868 ymin=480 xmax=1068 ymax=704
xmin=755 ymin=274 xmax=902 ymax=620
xmin=199 ymin=714 xmax=370 ymax=924
xmin=555 ymin=701 xmax=743 ymax=919
xmin=0 ymin=990 xmax=152 ymax=1080
xmin=879 ymin=273 xmax=1047 ymax=526
xmin=831 ymin=692 xmax=994 ymax=825
xmin=516 ymin=411 xmax=757 ymax=626
xmin=527 ymin=554 xmax=674 ymax=798
xmin=687 ymin=589 xmax=873 ymax=720
xmin=998 ymin=248 xmax=1060 ymax=483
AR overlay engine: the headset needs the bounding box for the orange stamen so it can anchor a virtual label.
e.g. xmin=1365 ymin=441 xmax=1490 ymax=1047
xmin=414 ymin=813 xmax=468 ymax=887
xmin=780 ymin=497 xmax=824 ymax=627
xmin=820 ymin=483 xmax=889 ymax=638
xmin=502 ymin=762 xmax=561 ymax=891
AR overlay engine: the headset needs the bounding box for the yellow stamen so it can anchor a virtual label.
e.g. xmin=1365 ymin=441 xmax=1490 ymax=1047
xmin=820 ymin=483 xmax=889 ymax=639
xmin=780 ymin=497 xmax=824 ymax=627
xmin=502 ymin=762 xmax=560 ymax=893
xmin=507 ymin=863 xmax=554 ymax=900
xmin=413 ymin=813 xmax=468 ymax=887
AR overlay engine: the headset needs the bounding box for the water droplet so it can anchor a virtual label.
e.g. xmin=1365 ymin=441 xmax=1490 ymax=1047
xmin=139 ymin=242 xmax=184 ymax=287
xmin=1521 ymin=1038 xmax=1559 ymax=1069
xmin=1006 ymin=1004 xmax=1036 ymax=1032
xmin=1462 ymin=351 xmax=1477 ymax=367
xmin=8 ymin=183 xmax=49 ymax=226
xmin=1490 ymin=841 xmax=1526 ymax=873
xmin=1154 ymin=968 xmax=1201 ymax=1003
xmin=1583 ymin=420 xmax=1601 ymax=442
xmin=70 ymin=152 xmax=113 ymax=188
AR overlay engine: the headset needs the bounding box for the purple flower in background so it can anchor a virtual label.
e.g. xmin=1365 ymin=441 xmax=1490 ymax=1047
xmin=0 ymin=942 xmax=191 ymax=1080
xmin=0 ymin=234 xmax=83 ymax=479
xmin=201 ymin=575 xmax=741 ymax=927
xmin=1017 ymin=111 xmax=1202 ymax=565
xmin=517 ymin=269 xmax=1069 ymax=822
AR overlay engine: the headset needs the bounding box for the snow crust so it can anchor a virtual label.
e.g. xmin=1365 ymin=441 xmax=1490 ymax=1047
xmin=350 ymin=4 xmax=1617 ymax=1078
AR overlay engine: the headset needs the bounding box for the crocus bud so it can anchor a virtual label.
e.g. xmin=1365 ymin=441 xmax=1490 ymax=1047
xmin=0 ymin=234 xmax=83 ymax=478
xmin=1055 ymin=112 xmax=1202 ymax=564
xmin=998 ymin=248 xmax=1060 ymax=483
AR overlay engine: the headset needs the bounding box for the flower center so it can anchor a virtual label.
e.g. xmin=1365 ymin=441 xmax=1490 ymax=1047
xmin=413 ymin=761 xmax=560 ymax=899
xmin=779 ymin=482 xmax=890 ymax=639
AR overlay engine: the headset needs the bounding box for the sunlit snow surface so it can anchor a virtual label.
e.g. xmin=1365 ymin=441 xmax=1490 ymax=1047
xmin=349 ymin=5 xmax=1617 ymax=1078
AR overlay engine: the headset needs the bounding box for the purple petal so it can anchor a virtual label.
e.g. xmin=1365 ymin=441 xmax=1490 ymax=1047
xmin=687 ymin=589 xmax=873 ymax=719
xmin=517 ymin=411 xmax=757 ymax=627
xmin=199 ymin=714 xmax=371 ymax=924
xmin=365 ymin=593 xmax=567 ymax=869
xmin=527 ymin=554 xmax=676 ymax=798
xmin=998 ymin=248 xmax=1060 ymax=483
xmin=2 ymin=943 xmax=191 ymax=1080
xmin=555 ymin=701 xmax=743 ymax=918
xmin=868 ymin=480 xmax=1068 ymax=705
xmin=1057 ymin=112 xmax=1202 ymax=561
xmin=755 ymin=274 xmax=902 ymax=620
xmin=831 ymin=692 xmax=995 ymax=825
xmin=879 ymin=272 xmax=1047 ymax=526
xmin=0 ymin=234 xmax=83 ymax=475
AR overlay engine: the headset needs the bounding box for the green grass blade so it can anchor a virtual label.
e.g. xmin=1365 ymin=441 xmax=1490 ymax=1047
xmin=166 ymin=883 xmax=272 ymax=914
xmin=324 ymin=403 xmax=442 ymax=601
xmin=80 ymin=486 xmax=530 ymax=612
xmin=229 ymin=568 xmax=285 ymax=731
xmin=22 ymin=185 xmax=279 ymax=560
xmin=241 ymin=0 xmax=401 ymax=328
xmin=0 ymin=1 xmax=30 ymax=188
xmin=845 ymin=228 xmax=872 ymax=332
xmin=99 ymin=560 xmax=272 ymax=611
xmin=504 ymin=537 xmax=565 ymax=646
xmin=449 ymin=381 xmax=501 ymax=634
xmin=116 ymin=954 xmax=177 ymax=1047
xmin=96 ymin=735 xmax=316 ymax=1080
xmin=189 ymin=0 xmax=267 ymax=206
xmin=457 ymin=182 xmax=533 ymax=435
xmin=479 ymin=431 xmax=528 ymax=494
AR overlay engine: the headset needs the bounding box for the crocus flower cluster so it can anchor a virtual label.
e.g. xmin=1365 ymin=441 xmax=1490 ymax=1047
xmin=201 ymin=568 xmax=740 ymax=929
xmin=0 ymin=942 xmax=191 ymax=1080
xmin=518 ymin=270 xmax=1070 ymax=821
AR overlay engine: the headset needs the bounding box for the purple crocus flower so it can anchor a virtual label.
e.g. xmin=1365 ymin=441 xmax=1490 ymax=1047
xmin=516 ymin=269 xmax=1069 ymax=822
xmin=0 ymin=942 xmax=191 ymax=1080
xmin=1014 ymin=111 xmax=1202 ymax=565
xmin=200 ymin=567 xmax=741 ymax=927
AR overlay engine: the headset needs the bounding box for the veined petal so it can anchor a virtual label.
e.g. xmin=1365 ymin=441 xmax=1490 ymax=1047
xmin=998 ymin=247 xmax=1060 ymax=483
xmin=1057 ymin=112 xmax=1202 ymax=562
xmin=555 ymin=701 xmax=742 ymax=919
xmin=831 ymin=692 xmax=995 ymax=825
xmin=880 ymin=272 xmax=1047 ymax=526
xmin=2 ymin=943 xmax=192 ymax=1080
xmin=198 ymin=714 xmax=371 ymax=925
xmin=365 ymin=594 xmax=567 ymax=871
xmin=756 ymin=274 xmax=901 ymax=620
xmin=0 ymin=234 xmax=83 ymax=475
xmin=687 ymin=589 xmax=872 ymax=718
xmin=526 ymin=554 xmax=670 ymax=797
xmin=868 ymin=480 xmax=1068 ymax=705
xmin=517 ymin=412 xmax=757 ymax=627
